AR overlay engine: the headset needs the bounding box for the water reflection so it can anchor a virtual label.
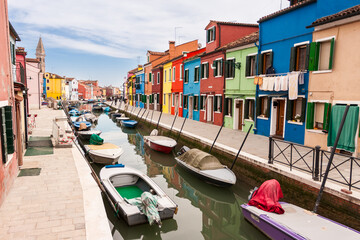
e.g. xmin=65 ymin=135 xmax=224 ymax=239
xmin=81 ymin=106 xmax=267 ymax=240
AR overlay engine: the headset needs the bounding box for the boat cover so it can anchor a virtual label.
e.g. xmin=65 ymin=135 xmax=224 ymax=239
xmin=127 ymin=192 xmax=161 ymax=226
xmin=89 ymin=134 xmax=104 ymax=145
xmin=177 ymin=148 xmax=224 ymax=170
xmin=248 ymin=179 xmax=284 ymax=214
xmin=87 ymin=143 xmax=119 ymax=150
xmin=78 ymin=123 xmax=88 ymax=131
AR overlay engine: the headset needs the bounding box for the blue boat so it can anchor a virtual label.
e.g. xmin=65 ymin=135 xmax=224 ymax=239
xmin=69 ymin=109 xmax=79 ymax=116
xmin=73 ymin=121 xmax=92 ymax=130
xmin=103 ymin=106 xmax=110 ymax=112
xmin=121 ymin=120 xmax=138 ymax=128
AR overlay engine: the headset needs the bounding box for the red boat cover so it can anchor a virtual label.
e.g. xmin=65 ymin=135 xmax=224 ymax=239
xmin=248 ymin=179 xmax=284 ymax=214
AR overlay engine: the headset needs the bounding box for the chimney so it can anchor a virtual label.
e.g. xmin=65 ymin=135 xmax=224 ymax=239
xmin=169 ymin=41 xmax=175 ymax=58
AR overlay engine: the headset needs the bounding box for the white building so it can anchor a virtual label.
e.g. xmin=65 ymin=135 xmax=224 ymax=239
xmin=68 ymin=78 xmax=79 ymax=101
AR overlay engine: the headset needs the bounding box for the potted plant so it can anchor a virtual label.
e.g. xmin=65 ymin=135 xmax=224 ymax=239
xmin=294 ymin=114 xmax=301 ymax=122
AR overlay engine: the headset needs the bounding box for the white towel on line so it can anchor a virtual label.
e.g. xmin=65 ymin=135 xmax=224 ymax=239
xmin=288 ymin=72 xmax=299 ymax=100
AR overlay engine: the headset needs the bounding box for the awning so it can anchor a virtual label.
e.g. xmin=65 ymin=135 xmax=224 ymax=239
xmin=327 ymin=105 xmax=359 ymax=152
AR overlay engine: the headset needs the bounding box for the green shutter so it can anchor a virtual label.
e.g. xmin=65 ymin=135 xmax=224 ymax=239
xmin=265 ymin=97 xmax=271 ymax=118
xmin=323 ymin=103 xmax=332 ymax=131
xmin=1 ymin=108 xmax=8 ymax=163
xmin=289 ymin=47 xmax=296 ymax=72
xmin=220 ymin=59 xmax=223 ymax=76
xmin=300 ymin=98 xmax=307 ymax=122
xmin=207 ymin=30 xmax=210 ymax=43
xmin=213 ymin=61 xmax=217 ymax=77
xmin=231 ymin=60 xmax=235 ymax=78
xmin=213 ymin=27 xmax=216 ymax=40
xmin=308 ymin=42 xmax=318 ymax=71
xmin=306 ymin=102 xmax=314 ymax=129
xmin=206 ymin=63 xmax=209 ymax=78
xmin=245 ymin=56 xmax=251 ymax=77
xmin=305 ymin=44 xmax=310 ymax=70
xmin=329 ymin=38 xmax=335 ymax=70
xmin=4 ymin=106 xmax=14 ymax=154
xmin=149 ymin=73 xmax=152 ymax=82
xmin=286 ymin=99 xmax=293 ymax=121
xmin=244 ymin=100 xmax=249 ymax=119
xmin=256 ymin=97 xmax=261 ymax=117
xmin=257 ymin=54 xmax=263 ymax=75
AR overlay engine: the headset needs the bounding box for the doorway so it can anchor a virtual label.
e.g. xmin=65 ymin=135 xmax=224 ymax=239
xmin=207 ymin=96 xmax=213 ymax=122
xmin=235 ymin=100 xmax=243 ymax=130
xmin=168 ymin=94 xmax=171 ymax=113
xmin=189 ymin=96 xmax=193 ymax=119
xmin=154 ymin=94 xmax=157 ymax=111
xmin=146 ymin=96 xmax=149 ymax=110
xmin=271 ymin=99 xmax=285 ymax=138
xmin=175 ymin=94 xmax=179 ymax=114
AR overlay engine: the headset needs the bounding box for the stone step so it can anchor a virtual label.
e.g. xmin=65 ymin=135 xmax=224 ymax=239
xmin=28 ymin=136 xmax=53 ymax=147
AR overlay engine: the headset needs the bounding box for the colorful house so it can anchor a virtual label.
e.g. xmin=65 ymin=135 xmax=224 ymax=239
xmin=144 ymin=63 xmax=152 ymax=109
xmin=304 ymin=4 xmax=360 ymax=156
xmin=135 ymin=67 xmax=144 ymax=108
xmin=200 ymin=21 xmax=259 ymax=126
xmin=151 ymin=64 xmax=163 ymax=111
xmin=162 ymin=60 xmax=173 ymax=113
xmin=44 ymin=72 xmax=65 ymax=100
xmin=26 ymin=58 xmax=42 ymax=109
xmin=221 ymin=32 xmax=259 ymax=133
xmin=255 ymin=0 xmax=359 ymax=144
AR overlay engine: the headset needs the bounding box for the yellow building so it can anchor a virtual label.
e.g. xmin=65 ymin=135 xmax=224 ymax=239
xmin=128 ymin=75 xmax=135 ymax=106
xmin=44 ymin=72 xmax=65 ymax=100
xmin=162 ymin=61 xmax=172 ymax=113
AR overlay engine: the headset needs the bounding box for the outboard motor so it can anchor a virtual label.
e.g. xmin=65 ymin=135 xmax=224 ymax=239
xmin=177 ymin=146 xmax=190 ymax=156
xmin=150 ymin=129 xmax=158 ymax=136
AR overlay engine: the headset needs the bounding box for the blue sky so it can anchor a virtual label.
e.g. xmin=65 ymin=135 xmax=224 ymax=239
xmin=8 ymin=0 xmax=289 ymax=87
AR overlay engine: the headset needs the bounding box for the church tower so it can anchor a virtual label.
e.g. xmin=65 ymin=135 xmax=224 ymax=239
xmin=35 ymin=37 xmax=45 ymax=73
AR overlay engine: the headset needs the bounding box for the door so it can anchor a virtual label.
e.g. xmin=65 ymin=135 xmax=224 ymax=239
xmin=189 ymin=96 xmax=193 ymax=119
xmin=207 ymin=96 xmax=213 ymax=122
xmin=154 ymin=94 xmax=157 ymax=111
xmin=236 ymin=101 xmax=243 ymax=130
xmin=168 ymin=94 xmax=171 ymax=113
xmin=275 ymin=100 xmax=285 ymax=137
xmin=175 ymin=94 xmax=179 ymax=114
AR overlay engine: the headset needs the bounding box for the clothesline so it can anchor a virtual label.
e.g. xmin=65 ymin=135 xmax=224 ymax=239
xmin=257 ymin=70 xmax=306 ymax=77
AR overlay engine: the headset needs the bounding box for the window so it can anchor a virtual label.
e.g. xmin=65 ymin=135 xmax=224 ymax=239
xmin=194 ymin=67 xmax=200 ymax=82
xmin=244 ymin=99 xmax=255 ymax=120
xmin=290 ymin=44 xmax=309 ymax=72
xmin=256 ymin=96 xmax=270 ymax=118
xmin=169 ymin=69 xmax=172 ymax=82
xmin=180 ymin=64 xmax=183 ymax=80
xmin=286 ymin=97 xmax=306 ymax=122
xmin=201 ymin=63 xmax=209 ymax=79
xmin=157 ymin=72 xmax=160 ymax=84
xmin=10 ymin=42 xmax=15 ymax=65
xmin=214 ymin=96 xmax=222 ymax=112
xmin=306 ymin=102 xmax=331 ymax=131
xmin=207 ymin=27 xmax=216 ymax=43
xmin=164 ymin=70 xmax=167 ymax=82
xmin=152 ymin=73 xmax=154 ymax=85
xmin=0 ymin=106 xmax=15 ymax=163
xmin=184 ymin=69 xmax=189 ymax=83
xmin=183 ymin=95 xmax=188 ymax=109
xmin=148 ymin=73 xmax=152 ymax=83
xmin=47 ymin=87 xmax=50 ymax=90
xmin=163 ymin=94 xmax=166 ymax=105
xmin=194 ymin=96 xmax=199 ymax=111
xmin=200 ymin=96 xmax=206 ymax=110
xmin=213 ymin=59 xmax=223 ymax=77
xmin=173 ymin=67 xmax=176 ymax=82
xmin=245 ymin=55 xmax=257 ymax=77
xmin=172 ymin=93 xmax=175 ymax=107
xmin=46 ymin=79 xmax=49 ymax=83
xmin=157 ymin=93 xmax=160 ymax=104
xmin=309 ymin=38 xmax=335 ymax=71
xmin=225 ymin=59 xmax=235 ymax=78
xmin=224 ymin=98 xmax=232 ymax=116
xmin=257 ymin=51 xmax=273 ymax=75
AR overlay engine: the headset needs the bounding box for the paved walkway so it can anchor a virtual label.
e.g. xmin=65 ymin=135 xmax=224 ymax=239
xmin=0 ymin=107 xmax=112 ymax=240
xmin=109 ymin=101 xmax=360 ymax=202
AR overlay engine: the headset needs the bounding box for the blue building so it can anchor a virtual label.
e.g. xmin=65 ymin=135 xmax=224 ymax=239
xmin=183 ymin=57 xmax=201 ymax=121
xmin=255 ymin=0 xmax=359 ymax=144
xmin=135 ymin=69 xmax=145 ymax=108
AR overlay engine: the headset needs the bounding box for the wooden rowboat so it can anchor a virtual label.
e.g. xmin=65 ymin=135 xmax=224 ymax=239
xmin=84 ymin=143 xmax=124 ymax=165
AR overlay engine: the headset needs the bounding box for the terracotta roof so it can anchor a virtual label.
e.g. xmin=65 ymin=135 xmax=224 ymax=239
xmin=258 ymin=0 xmax=316 ymax=23
xmin=147 ymin=50 xmax=167 ymax=56
xmin=205 ymin=20 xmax=258 ymax=29
xmin=127 ymin=67 xmax=138 ymax=74
xmin=26 ymin=58 xmax=40 ymax=63
xmin=218 ymin=31 xmax=259 ymax=51
xmin=307 ymin=4 xmax=360 ymax=28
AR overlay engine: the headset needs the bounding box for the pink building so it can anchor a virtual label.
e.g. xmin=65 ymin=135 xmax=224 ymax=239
xmin=26 ymin=58 xmax=43 ymax=109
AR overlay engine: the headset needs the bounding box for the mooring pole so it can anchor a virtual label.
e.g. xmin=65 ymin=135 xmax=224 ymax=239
xmin=150 ymin=110 xmax=154 ymax=123
xmin=230 ymin=124 xmax=253 ymax=170
xmin=176 ymin=112 xmax=188 ymax=142
xmin=136 ymin=108 xmax=143 ymax=120
xmin=170 ymin=111 xmax=178 ymax=133
xmin=144 ymin=110 xmax=150 ymax=122
xmin=313 ymin=105 xmax=350 ymax=213
xmin=139 ymin=109 xmax=147 ymax=122
xmin=209 ymin=122 xmax=224 ymax=153
xmin=156 ymin=110 xmax=163 ymax=129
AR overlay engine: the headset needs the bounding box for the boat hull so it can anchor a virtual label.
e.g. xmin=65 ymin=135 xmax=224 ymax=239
xmin=77 ymin=130 xmax=101 ymax=140
xmin=85 ymin=145 xmax=123 ymax=165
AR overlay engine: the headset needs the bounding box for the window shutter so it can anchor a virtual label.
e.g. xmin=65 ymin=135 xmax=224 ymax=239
xmin=308 ymin=42 xmax=320 ymax=71
xmin=231 ymin=60 xmax=235 ymax=78
xmin=269 ymin=52 xmax=273 ymax=69
xmin=305 ymin=44 xmax=310 ymax=70
xmin=329 ymin=38 xmax=335 ymax=70
xmin=198 ymin=66 xmax=201 ymax=81
xmin=206 ymin=30 xmax=209 ymax=43
xmin=200 ymin=64 xmax=203 ymax=79
xmin=214 ymin=97 xmax=218 ymax=112
xmin=286 ymin=99 xmax=293 ymax=121
xmin=257 ymin=54 xmax=263 ymax=75
xmin=213 ymin=61 xmax=217 ymax=77
xmin=224 ymin=60 xmax=228 ymax=78
xmin=300 ymin=98 xmax=307 ymax=122
xmin=213 ymin=27 xmax=216 ymax=40
xmin=306 ymin=102 xmax=314 ymax=129
xmin=219 ymin=96 xmax=222 ymax=113
xmin=220 ymin=59 xmax=223 ymax=76
xmin=4 ymin=106 xmax=14 ymax=154
xmin=265 ymin=97 xmax=271 ymax=118
xmin=245 ymin=56 xmax=251 ymax=77
xmin=149 ymin=73 xmax=152 ymax=82
xmin=224 ymin=98 xmax=228 ymax=115
xmin=1 ymin=108 xmax=8 ymax=163
xmin=244 ymin=99 xmax=249 ymax=119
xmin=252 ymin=100 xmax=255 ymax=120
xmin=323 ymin=103 xmax=331 ymax=131
xmin=206 ymin=63 xmax=209 ymax=78
xmin=256 ymin=97 xmax=261 ymax=117
xmin=289 ymin=47 xmax=296 ymax=72
xmin=200 ymin=96 xmax=203 ymax=110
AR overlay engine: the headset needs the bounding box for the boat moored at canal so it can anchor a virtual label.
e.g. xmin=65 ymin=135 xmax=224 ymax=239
xmin=85 ymin=143 xmax=124 ymax=164
xmin=77 ymin=129 xmax=102 ymax=140
xmin=143 ymin=130 xmax=177 ymax=154
xmin=121 ymin=120 xmax=138 ymax=128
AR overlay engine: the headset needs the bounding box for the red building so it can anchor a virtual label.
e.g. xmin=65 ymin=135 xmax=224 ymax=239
xmin=78 ymin=82 xmax=91 ymax=100
xmin=171 ymin=48 xmax=206 ymax=116
xmin=151 ymin=65 xmax=163 ymax=111
xmin=200 ymin=21 xmax=258 ymax=126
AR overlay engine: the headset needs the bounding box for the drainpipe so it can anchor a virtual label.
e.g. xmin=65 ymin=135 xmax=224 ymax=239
xmin=253 ymin=24 xmax=261 ymax=133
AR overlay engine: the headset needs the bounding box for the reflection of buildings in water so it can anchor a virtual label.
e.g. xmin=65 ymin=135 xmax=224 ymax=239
xmin=144 ymin=149 xmax=162 ymax=177
xmin=78 ymin=104 xmax=91 ymax=111
xmin=144 ymin=146 xmax=177 ymax=167
xmin=135 ymin=133 xmax=145 ymax=156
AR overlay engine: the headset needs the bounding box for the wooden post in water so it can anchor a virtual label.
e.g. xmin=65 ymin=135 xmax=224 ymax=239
xmin=136 ymin=108 xmax=143 ymax=120
xmin=176 ymin=112 xmax=188 ymax=142
xmin=144 ymin=110 xmax=150 ymax=122
xmin=170 ymin=111 xmax=178 ymax=133
xmin=314 ymin=105 xmax=350 ymax=213
xmin=230 ymin=124 xmax=253 ymax=170
xmin=139 ymin=109 xmax=147 ymax=122
xmin=209 ymin=122 xmax=224 ymax=153
xmin=150 ymin=110 xmax=154 ymax=123
xmin=156 ymin=110 xmax=163 ymax=129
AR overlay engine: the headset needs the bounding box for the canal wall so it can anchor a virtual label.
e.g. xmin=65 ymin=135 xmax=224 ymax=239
xmin=109 ymin=102 xmax=360 ymax=231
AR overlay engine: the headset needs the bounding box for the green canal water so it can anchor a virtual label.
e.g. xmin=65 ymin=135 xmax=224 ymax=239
xmin=80 ymin=108 xmax=268 ymax=240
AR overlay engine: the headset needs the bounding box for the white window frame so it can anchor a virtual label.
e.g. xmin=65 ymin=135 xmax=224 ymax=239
xmin=246 ymin=53 xmax=258 ymax=78
xmin=207 ymin=26 xmax=216 ymax=43
xmin=179 ymin=92 xmax=182 ymax=108
xmin=214 ymin=94 xmax=222 ymax=113
xmin=152 ymin=73 xmax=154 ymax=85
xmin=214 ymin=58 xmax=223 ymax=78
xmin=157 ymin=72 xmax=160 ymax=84
xmin=184 ymin=69 xmax=189 ymax=84
xmin=313 ymin=36 xmax=336 ymax=74
xmin=194 ymin=66 xmax=200 ymax=83
xmin=180 ymin=64 xmax=183 ymax=80
xmin=173 ymin=66 xmax=176 ymax=82
xmin=201 ymin=62 xmax=208 ymax=79
xmin=172 ymin=93 xmax=175 ymax=107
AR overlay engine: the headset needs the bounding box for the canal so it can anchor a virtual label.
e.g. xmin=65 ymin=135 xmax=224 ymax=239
xmin=78 ymin=105 xmax=268 ymax=240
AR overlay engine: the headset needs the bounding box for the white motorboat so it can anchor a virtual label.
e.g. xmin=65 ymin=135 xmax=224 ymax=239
xmin=100 ymin=164 xmax=178 ymax=226
xmin=77 ymin=129 xmax=102 ymax=140
xmin=116 ymin=114 xmax=130 ymax=122
xmin=84 ymin=143 xmax=124 ymax=165
xmin=143 ymin=129 xmax=177 ymax=154
xmin=84 ymin=113 xmax=98 ymax=123
xmin=175 ymin=147 xmax=236 ymax=187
